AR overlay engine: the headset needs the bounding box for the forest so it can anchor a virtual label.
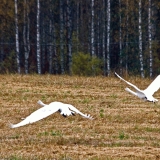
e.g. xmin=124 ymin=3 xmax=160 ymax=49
xmin=1 ymin=0 xmax=160 ymax=77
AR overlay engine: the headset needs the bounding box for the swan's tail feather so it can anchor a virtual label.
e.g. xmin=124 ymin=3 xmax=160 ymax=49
xmin=83 ymin=114 xmax=94 ymax=120
xmin=37 ymin=100 xmax=46 ymax=106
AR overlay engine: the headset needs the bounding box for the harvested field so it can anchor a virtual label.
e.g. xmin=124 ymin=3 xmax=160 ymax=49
xmin=0 ymin=74 xmax=160 ymax=159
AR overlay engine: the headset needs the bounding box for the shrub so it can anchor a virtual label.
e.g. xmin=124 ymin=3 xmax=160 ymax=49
xmin=72 ymin=52 xmax=102 ymax=76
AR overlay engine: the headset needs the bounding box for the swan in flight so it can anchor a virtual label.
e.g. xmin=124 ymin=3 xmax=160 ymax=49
xmin=10 ymin=100 xmax=93 ymax=128
xmin=115 ymin=72 xmax=160 ymax=102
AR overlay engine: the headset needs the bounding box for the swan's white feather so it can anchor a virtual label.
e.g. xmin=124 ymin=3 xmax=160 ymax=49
xmin=144 ymin=75 xmax=160 ymax=96
xmin=115 ymin=72 xmax=160 ymax=102
xmin=10 ymin=100 xmax=93 ymax=128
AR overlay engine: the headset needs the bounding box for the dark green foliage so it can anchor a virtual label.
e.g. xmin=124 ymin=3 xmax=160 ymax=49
xmin=0 ymin=51 xmax=17 ymax=73
xmin=71 ymin=52 xmax=102 ymax=76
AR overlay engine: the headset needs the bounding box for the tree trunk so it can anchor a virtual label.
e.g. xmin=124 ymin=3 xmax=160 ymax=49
xmin=60 ymin=0 xmax=64 ymax=74
xmin=91 ymin=0 xmax=95 ymax=57
xmin=36 ymin=0 xmax=41 ymax=74
xmin=23 ymin=0 xmax=30 ymax=74
xmin=76 ymin=1 xmax=79 ymax=53
xmin=102 ymin=0 xmax=106 ymax=76
xmin=53 ymin=22 xmax=58 ymax=74
xmin=148 ymin=0 xmax=152 ymax=77
xmin=139 ymin=0 xmax=144 ymax=78
xmin=106 ymin=0 xmax=111 ymax=76
xmin=125 ymin=0 xmax=129 ymax=72
xmin=66 ymin=0 xmax=72 ymax=75
xmin=119 ymin=0 xmax=122 ymax=74
xmin=14 ymin=0 xmax=21 ymax=73
xmin=41 ymin=19 xmax=46 ymax=73
xmin=49 ymin=19 xmax=53 ymax=74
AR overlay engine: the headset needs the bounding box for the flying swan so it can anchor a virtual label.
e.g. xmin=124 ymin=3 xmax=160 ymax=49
xmin=115 ymin=72 xmax=160 ymax=102
xmin=10 ymin=100 xmax=93 ymax=128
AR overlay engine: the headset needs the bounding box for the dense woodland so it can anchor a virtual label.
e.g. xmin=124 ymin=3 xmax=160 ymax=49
xmin=1 ymin=0 xmax=160 ymax=77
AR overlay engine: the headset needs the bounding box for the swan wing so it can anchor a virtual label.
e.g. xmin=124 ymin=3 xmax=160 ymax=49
xmin=125 ymin=87 xmax=146 ymax=99
xmin=144 ymin=75 xmax=160 ymax=96
xmin=10 ymin=103 xmax=59 ymax=128
xmin=115 ymin=72 xmax=142 ymax=92
xmin=68 ymin=104 xmax=93 ymax=119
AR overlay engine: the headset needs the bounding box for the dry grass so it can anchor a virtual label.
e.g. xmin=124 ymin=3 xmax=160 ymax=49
xmin=0 ymin=74 xmax=160 ymax=159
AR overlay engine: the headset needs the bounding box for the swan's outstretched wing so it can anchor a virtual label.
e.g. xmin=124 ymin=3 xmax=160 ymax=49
xmin=125 ymin=87 xmax=138 ymax=96
xmin=115 ymin=72 xmax=142 ymax=92
xmin=125 ymin=87 xmax=146 ymax=99
xmin=68 ymin=104 xmax=93 ymax=119
xmin=10 ymin=104 xmax=59 ymax=128
xmin=144 ymin=75 xmax=160 ymax=96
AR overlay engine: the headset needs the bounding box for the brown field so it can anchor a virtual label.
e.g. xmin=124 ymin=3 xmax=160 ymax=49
xmin=0 ymin=74 xmax=160 ymax=159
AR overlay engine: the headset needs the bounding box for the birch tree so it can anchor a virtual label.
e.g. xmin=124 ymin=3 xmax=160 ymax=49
xmin=125 ymin=0 xmax=129 ymax=72
xmin=102 ymin=0 xmax=106 ymax=75
xmin=119 ymin=0 xmax=122 ymax=74
xmin=48 ymin=1 xmax=54 ymax=74
xmin=106 ymin=0 xmax=111 ymax=76
xmin=138 ymin=0 xmax=144 ymax=78
xmin=23 ymin=0 xmax=30 ymax=74
xmin=60 ymin=0 xmax=64 ymax=74
xmin=96 ymin=10 xmax=101 ymax=57
xmin=49 ymin=19 xmax=53 ymax=74
xmin=36 ymin=0 xmax=41 ymax=74
xmin=148 ymin=0 xmax=152 ymax=77
xmin=66 ymin=0 xmax=72 ymax=74
xmin=91 ymin=0 xmax=95 ymax=56
xmin=41 ymin=10 xmax=46 ymax=73
xmin=14 ymin=0 xmax=21 ymax=73
xmin=53 ymin=22 xmax=58 ymax=74
xmin=76 ymin=1 xmax=79 ymax=53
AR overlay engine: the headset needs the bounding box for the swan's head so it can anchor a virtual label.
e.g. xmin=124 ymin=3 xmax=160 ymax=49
xmin=146 ymin=96 xmax=158 ymax=103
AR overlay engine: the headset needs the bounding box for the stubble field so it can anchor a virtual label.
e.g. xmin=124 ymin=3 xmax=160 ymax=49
xmin=0 ymin=74 xmax=160 ymax=159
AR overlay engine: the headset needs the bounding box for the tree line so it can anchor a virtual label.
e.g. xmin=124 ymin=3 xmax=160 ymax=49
xmin=0 ymin=0 xmax=160 ymax=77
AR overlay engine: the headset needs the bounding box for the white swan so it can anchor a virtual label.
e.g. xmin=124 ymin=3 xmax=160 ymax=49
xmin=10 ymin=100 xmax=93 ymax=128
xmin=115 ymin=72 xmax=160 ymax=102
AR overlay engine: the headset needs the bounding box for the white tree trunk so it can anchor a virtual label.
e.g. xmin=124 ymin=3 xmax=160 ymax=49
xmin=139 ymin=0 xmax=144 ymax=78
xmin=53 ymin=22 xmax=58 ymax=74
xmin=49 ymin=19 xmax=53 ymax=74
xmin=97 ymin=13 xmax=100 ymax=57
xmin=66 ymin=0 xmax=72 ymax=74
xmin=106 ymin=0 xmax=111 ymax=76
xmin=60 ymin=0 xmax=64 ymax=74
xmin=23 ymin=0 xmax=30 ymax=74
xmin=37 ymin=0 xmax=41 ymax=74
xmin=148 ymin=0 xmax=152 ymax=77
xmin=102 ymin=0 xmax=106 ymax=75
xmin=125 ymin=0 xmax=128 ymax=72
xmin=14 ymin=0 xmax=21 ymax=73
xmin=76 ymin=2 xmax=79 ymax=53
xmin=119 ymin=0 xmax=122 ymax=74
xmin=91 ymin=0 xmax=95 ymax=56
xmin=41 ymin=19 xmax=45 ymax=72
